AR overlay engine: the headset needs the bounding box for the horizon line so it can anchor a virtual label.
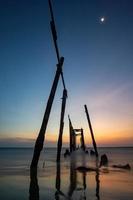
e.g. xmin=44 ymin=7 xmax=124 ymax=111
xmin=0 ymin=146 xmax=133 ymax=148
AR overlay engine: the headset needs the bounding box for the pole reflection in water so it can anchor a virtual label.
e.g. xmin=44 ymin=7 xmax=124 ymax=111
xmin=55 ymin=162 xmax=61 ymax=200
xmin=29 ymin=167 xmax=39 ymax=200
xmin=95 ymin=158 xmax=100 ymax=200
xmin=55 ymin=162 xmax=67 ymax=199
xmin=29 ymin=152 xmax=100 ymax=200
xmin=68 ymin=154 xmax=77 ymax=198
xmin=68 ymin=151 xmax=87 ymax=200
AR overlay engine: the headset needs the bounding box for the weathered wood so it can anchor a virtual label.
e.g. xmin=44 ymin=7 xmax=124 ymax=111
xmin=48 ymin=0 xmax=66 ymax=90
xmin=72 ymin=129 xmax=76 ymax=151
xmin=68 ymin=116 xmax=77 ymax=152
xmin=81 ymin=128 xmax=85 ymax=151
xmin=29 ymin=167 xmax=39 ymax=200
xmin=56 ymin=89 xmax=67 ymax=162
xmin=68 ymin=116 xmax=73 ymax=153
xmin=49 ymin=0 xmax=60 ymax=62
xmin=84 ymin=104 xmax=98 ymax=157
xmin=30 ymin=58 xmax=64 ymax=168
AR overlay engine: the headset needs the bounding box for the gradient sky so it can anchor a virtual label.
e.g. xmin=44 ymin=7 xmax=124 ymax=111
xmin=0 ymin=0 xmax=133 ymax=147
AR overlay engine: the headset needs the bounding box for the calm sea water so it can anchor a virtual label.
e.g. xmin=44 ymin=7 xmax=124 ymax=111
xmin=0 ymin=147 xmax=133 ymax=200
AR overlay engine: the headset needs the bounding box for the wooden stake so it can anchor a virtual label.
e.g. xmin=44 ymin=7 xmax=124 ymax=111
xmin=30 ymin=58 xmax=64 ymax=168
xmin=81 ymin=128 xmax=85 ymax=151
xmin=84 ymin=104 xmax=98 ymax=157
xmin=68 ymin=115 xmax=73 ymax=153
xmin=56 ymin=89 xmax=67 ymax=162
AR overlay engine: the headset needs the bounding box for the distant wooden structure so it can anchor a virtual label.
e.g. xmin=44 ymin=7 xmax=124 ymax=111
xmin=68 ymin=116 xmax=86 ymax=152
xmin=74 ymin=128 xmax=86 ymax=151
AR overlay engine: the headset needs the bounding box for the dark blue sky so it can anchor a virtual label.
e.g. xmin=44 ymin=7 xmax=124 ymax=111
xmin=0 ymin=0 xmax=133 ymax=147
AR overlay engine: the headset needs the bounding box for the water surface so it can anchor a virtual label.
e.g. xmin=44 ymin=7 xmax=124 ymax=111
xmin=0 ymin=147 xmax=133 ymax=199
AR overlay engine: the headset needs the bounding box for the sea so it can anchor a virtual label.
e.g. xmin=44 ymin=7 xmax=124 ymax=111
xmin=0 ymin=147 xmax=133 ymax=200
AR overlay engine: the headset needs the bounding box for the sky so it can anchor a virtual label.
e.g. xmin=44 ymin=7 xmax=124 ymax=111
xmin=0 ymin=0 xmax=133 ymax=147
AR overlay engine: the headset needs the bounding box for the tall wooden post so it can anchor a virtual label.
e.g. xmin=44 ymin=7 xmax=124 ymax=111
xmin=29 ymin=168 xmax=39 ymax=200
xmin=30 ymin=58 xmax=64 ymax=168
xmin=68 ymin=116 xmax=73 ymax=153
xmin=72 ymin=129 xmax=76 ymax=151
xmin=56 ymin=89 xmax=67 ymax=162
xmin=81 ymin=128 xmax=85 ymax=151
xmin=84 ymin=104 xmax=98 ymax=157
xmin=48 ymin=0 xmax=66 ymax=90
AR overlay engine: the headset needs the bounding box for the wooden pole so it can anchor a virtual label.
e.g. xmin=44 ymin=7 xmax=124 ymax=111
xmin=56 ymin=89 xmax=67 ymax=162
xmin=84 ymin=104 xmax=98 ymax=157
xmin=72 ymin=129 xmax=76 ymax=151
xmin=81 ymin=128 xmax=85 ymax=151
xmin=48 ymin=0 xmax=66 ymax=90
xmin=68 ymin=116 xmax=77 ymax=152
xmin=30 ymin=58 xmax=64 ymax=168
xmin=29 ymin=168 xmax=39 ymax=200
xmin=68 ymin=115 xmax=73 ymax=153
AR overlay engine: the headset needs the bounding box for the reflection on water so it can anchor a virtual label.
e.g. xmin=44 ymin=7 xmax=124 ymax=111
xmin=96 ymin=158 xmax=100 ymax=200
xmin=55 ymin=162 xmax=61 ymax=199
xmin=0 ymin=148 xmax=132 ymax=199
xmin=29 ymin=151 xmax=100 ymax=200
xmin=68 ymin=154 xmax=77 ymax=198
xmin=55 ymin=162 xmax=67 ymax=199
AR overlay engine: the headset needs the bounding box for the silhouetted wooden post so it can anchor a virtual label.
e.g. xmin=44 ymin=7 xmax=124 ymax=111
xmin=68 ymin=116 xmax=73 ymax=153
xmin=72 ymin=129 xmax=76 ymax=151
xmin=30 ymin=57 xmax=64 ymax=168
xmin=68 ymin=116 xmax=77 ymax=152
xmin=56 ymin=89 xmax=67 ymax=162
xmin=49 ymin=0 xmax=66 ymax=90
xmin=84 ymin=104 xmax=98 ymax=157
xmin=81 ymin=128 xmax=85 ymax=151
xmin=29 ymin=167 xmax=39 ymax=200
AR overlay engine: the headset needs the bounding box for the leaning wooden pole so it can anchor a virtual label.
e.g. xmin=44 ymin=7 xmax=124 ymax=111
xmin=30 ymin=57 xmax=64 ymax=168
xmin=56 ymin=89 xmax=67 ymax=162
xmin=29 ymin=168 xmax=39 ymax=200
xmin=84 ymin=104 xmax=98 ymax=157
xmin=48 ymin=0 xmax=66 ymax=90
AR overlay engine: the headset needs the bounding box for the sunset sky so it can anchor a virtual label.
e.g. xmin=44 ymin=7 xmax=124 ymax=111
xmin=0 ymin=0 xmax=133 ymax=147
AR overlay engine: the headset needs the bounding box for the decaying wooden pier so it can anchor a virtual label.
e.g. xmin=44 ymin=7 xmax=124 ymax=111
xmin=31 ymin=0 xmax=99 ymax=169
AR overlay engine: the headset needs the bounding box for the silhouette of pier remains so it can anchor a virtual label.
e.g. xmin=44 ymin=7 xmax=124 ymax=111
xmin=29 ymin=1 xmax=100 ymax=199
xmin=31 ymin=0 xmax=99 ymax=169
